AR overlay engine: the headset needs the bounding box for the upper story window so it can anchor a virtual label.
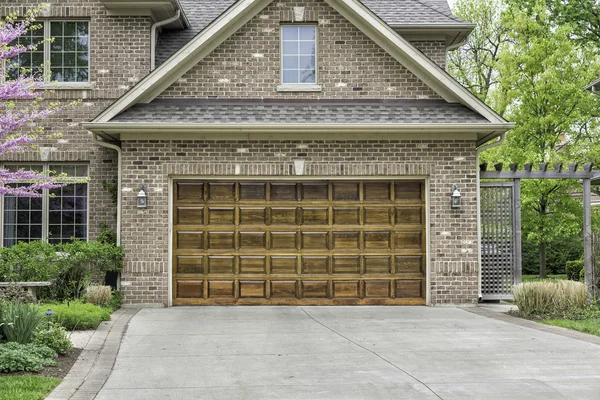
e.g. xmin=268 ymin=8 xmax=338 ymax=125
xmin=281 ymin=25 xmax=316 ymax=84
xmin=7 ymin=21 xmax=89 ymax=84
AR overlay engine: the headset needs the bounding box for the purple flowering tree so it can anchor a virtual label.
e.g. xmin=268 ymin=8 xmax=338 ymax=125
xmin=0 ymin=10 xmax=68 ymax=197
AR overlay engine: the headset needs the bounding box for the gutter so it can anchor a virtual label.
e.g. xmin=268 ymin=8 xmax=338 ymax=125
xmin=476 ymin=134 xmax=506 ymax=301
xmin=151 ymin=9 xmax=182 ymax=70
xmin=92 ymin=135 xmax=122 ymax=247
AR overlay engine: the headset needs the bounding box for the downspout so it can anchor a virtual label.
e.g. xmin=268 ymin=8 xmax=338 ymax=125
xmin=93 ymin=135 xmax=122 ymax=246
xmin=476 ymin=134 xmax=506 ymax=301
xmin=151 ymin=10 xmax=181 ymax=71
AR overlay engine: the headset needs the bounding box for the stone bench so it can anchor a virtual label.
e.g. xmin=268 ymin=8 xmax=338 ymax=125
xmin=0 ymin=282 xmax=53 ymax=300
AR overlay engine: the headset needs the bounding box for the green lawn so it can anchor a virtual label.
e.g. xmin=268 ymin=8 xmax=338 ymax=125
xmin=542 ymin=319 xmax=600 ymax=336
xmin=522 ymin=274 xmax=567 ymax=282
xmin=0 ymin=376 xmax=61 ymax=400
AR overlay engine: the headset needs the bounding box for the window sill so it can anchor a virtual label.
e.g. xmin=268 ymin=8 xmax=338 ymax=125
xmin=277 ymin=84 xmax=322 ymax=92
xmin=40 ymin=83 xmax=94 ymax=90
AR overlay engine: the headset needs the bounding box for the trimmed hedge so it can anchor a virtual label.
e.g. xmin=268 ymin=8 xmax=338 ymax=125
xmin=40 ymin=301 xmax=111 ymax=330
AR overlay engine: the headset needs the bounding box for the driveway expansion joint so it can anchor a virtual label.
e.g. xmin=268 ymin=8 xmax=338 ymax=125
xmin=46 ymin=308 xmax=139 ymax=400
xmin=299 ymin=307 xmax=443 ymax=400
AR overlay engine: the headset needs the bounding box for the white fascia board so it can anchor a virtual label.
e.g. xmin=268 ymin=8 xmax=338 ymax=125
xmin=93 ymin=0 xmax=274 ymax=123
xmin=325 ymin=0 xmax=508 ymax=124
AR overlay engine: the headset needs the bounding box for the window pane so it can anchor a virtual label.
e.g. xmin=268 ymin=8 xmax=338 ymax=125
xmin=6 ymin=23 xmax=44 ymax=80
xmin=283 ymin=70 xmax=299 ymax=84
xmin=50 ymin=21 xmax=89 ymax=82
xmin=299 ymin=55 xmax=315 ymax=69
xmin=283 ymin=55 xmax=298 ymax=69
xmin=282 ymin=41 xmax=298 ymax=54
xmin=299 ymin=41 xmax=315 ymax=55
xmin=300 ymin=69 xmax=316 ymax=83
xmin=281 ymin=26 xmax=298 ymax=40
xmin=299 ymin=26 xmax=315 ymax=40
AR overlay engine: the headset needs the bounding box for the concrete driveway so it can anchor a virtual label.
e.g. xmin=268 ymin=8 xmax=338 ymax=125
xmin=96 ymin=307 xmax=600 ymax=400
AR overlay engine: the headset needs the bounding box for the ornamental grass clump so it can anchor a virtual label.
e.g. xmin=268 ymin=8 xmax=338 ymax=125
xmin=513 ymin=280 xmax=588 ymax=318
xmin=84 ymin=285 xmax=111 ymax=308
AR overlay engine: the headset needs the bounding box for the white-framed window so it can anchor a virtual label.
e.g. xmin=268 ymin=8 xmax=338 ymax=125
xmin=2 ymin=164 xmax=89 ymax=247
xmin=281 ymin=25 xmax=317 ymax=84
xmin=6 ymin=20 xmax=90 ymax=83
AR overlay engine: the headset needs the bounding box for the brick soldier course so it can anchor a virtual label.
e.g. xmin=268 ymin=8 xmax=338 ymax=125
xmin=2 ymin=0 xmax=512 ymax=306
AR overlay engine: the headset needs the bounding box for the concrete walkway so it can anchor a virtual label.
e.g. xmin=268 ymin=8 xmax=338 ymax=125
xmin=95 ymin=306 xmax=600 ymax=400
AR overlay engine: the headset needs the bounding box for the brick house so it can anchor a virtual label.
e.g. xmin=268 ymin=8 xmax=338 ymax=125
xmin=2 ymin=0 xmax=513 ymax=306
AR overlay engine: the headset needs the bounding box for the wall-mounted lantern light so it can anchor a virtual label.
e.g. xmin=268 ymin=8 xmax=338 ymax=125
xmin=293 ymin=158 xmax=306 ymax=176
xmin=137 ymin=185 xmax=148 ymax=208
xmin=451 ymin=184 xmax=461 ymax=209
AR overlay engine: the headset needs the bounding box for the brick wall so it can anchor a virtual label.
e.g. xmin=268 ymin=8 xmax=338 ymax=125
xmin=1 ymin=0 xmax=153 ymax=239
xmin=120 ymin=140 xmax=479 ymax=306
xmin=159 ymin=0 xmax=443 ymax=99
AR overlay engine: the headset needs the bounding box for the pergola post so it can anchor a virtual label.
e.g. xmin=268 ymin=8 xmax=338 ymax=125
xmin=513 ymin=179 xmax=522 ymax=285
xmin=583 ymin=178 xmax=594 ymax=299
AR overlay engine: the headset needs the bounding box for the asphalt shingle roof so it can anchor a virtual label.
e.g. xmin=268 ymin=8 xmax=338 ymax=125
xmin=156 ymin=0 xmax=469 ymax=66
xmin=112 ymin=99 xmax=489 ymax=124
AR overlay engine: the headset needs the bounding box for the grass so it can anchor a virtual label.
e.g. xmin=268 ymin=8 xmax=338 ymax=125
xmin=522 ymin=274 xmax=567 ymax=282
xmin=542 ymin=319 xmax=600 ymax=336
xmin=0 ymin=376 xmax=61 ymax=400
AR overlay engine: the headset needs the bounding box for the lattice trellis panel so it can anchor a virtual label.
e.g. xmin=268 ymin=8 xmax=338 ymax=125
xmin=480 ymin=183 xmax=516 ymax=300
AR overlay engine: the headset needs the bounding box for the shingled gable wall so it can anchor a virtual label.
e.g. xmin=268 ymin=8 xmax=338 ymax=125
xmin=0 ymin=0 xmax=152 ymax=239
xmin=118 ymin=0 xmax=480 ymax=306
xmin=158 ymin=0 xmax=444 ymax=99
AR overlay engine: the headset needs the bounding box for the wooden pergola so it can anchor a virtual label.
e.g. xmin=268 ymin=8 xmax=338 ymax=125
xmin=481 ymin=162 xmax=596 ymax=296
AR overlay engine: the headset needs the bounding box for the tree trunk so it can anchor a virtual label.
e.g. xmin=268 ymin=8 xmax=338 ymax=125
xmin=539 ymin=241 xmax=547 ymax=279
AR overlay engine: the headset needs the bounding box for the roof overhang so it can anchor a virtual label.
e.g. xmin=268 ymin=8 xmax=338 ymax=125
xmin=82 ymin=122 xmax=514 ymax=145
xmin=391 ymin=24 xmax=476 ymax=50
xmin=586 ymin=77 xmax=600 ymax=93
xmin=100 ymin=0 xmax=189 ymax=28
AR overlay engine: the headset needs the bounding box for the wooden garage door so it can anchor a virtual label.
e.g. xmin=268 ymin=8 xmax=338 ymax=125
xmin=172 ymin=180 xmax=426 ymax=305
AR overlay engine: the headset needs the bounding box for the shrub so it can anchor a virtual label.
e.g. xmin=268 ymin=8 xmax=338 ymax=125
xmin=85 ymin=286 xmax=111 ymax=307
xmin=513 ymin=280 xmax=588 ymax=317
xmin=109 ymin=290 xmax=122 ymax=311
xmin=580 ymin=267 xmax=585 ymax=282
xmin=566 ymin=260 xmax=584 ymax=281
xmin=32 ymin=323 xmax=72 ymax=355
xmin=0 ymin=342 xmax=57 ymax=372
xmin=0 ymin=285 xmax=35 ymax=304
xmin=0 ymin=302 xmax=45 ymax=344
xmin=42 ymin=301 xmax=111 ymax=330
xmin=0 ymin=241 xmax=62 ymax=282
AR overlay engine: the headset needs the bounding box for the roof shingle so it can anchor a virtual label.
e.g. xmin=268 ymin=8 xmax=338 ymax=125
xmin=112 ymin=98 xmax=489 ymax=124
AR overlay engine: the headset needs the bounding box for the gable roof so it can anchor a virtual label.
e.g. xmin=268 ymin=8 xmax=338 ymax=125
xmin=88 ymin=0 xmax=513 ymax=145
xmin=156 ymin=0 xmax=472 ymax=66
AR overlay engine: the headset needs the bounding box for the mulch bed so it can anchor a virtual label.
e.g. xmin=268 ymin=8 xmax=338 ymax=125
xmin=0 ymin=348 xmax=83 ymax=379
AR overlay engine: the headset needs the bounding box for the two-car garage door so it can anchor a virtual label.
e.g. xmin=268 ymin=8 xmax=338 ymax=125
xmin=172 ymin=180 xmax=427 ymax=305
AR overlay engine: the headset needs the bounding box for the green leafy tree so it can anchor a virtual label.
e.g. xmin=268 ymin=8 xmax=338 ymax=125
xmin=485 ymin=0 xmax=600 ymax=277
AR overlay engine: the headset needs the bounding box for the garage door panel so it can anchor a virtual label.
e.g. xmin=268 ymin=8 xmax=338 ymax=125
xmin=176 ymin=256 xmax=204 ymax=274
xmin=207 ymin=256 xmax=235 ymax=274
xmin=208 ymin=280 xmax=235 ymax=298
xmin=208 ymin=183 xmax=236 ymax=201
xmin=270 ymin=281 xmax=297 ymax=298
xmin=271 ymin=256 xmax=298 ymax=274
xmin=239 ymin=183 xmax=266 ymax=201
xmin=173 ymin=180 xmax=426 ymax=305
xmin=333 ymin=281 xmax=360 ymax=298
xmin=177 ymin=207 xmax=204 ymax=225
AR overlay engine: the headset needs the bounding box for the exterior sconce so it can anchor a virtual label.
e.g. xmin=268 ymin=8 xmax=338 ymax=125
xmin=451 ymin=184 xmax=461 ymax=209
xmin=137 ymin=185 xmax=148 ymax=208
xmin=293 ymin=158 xmax=306 ymax=176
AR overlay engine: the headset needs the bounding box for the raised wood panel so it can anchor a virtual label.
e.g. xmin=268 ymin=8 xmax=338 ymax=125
xmin=395 ymin=280 xmax=422 ymax=298
xmin=173 ymin=180 xmax=426 ymax=305
xmin=208 ymin=207 xmax=235 ymax=225
xmin=239 ymin=257 xmax=266 ymax=274
xmin=177 ymin=232 xmax=203 ymax=250
xmin=239 ymin=183 xmax=266 ymax=201
xmin=207 ymin=256 xmax=234 ymax=274
xmin=332 ymin=257 xmax=360 ymax=274
xmin=177 ymin=281 xmax=203 ymax=298
xmin=208 ymin=183 xmax=235 ymax=201
xmin=177 ymin=207 xmax=204 ymax=225
xmin=270 ymin=281 xmax=297 ymax=298
xmin=333 ymin=281 xmax=360 ymax=298
xmin=176 ymin=182 xmax=203 ymax=201
xmin=239 ymin=281 xmax=266 ymax=298
xmin=208 ymin=280 xmax=234 ymax=298
xmin=176 ymin=256 xmax=204 ymax=274
xmin=302 ymin=281 xmax=328 ymax=298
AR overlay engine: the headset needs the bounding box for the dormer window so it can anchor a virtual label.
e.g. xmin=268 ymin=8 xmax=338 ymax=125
xmin=281 ymin=25 xmax=316 ymax=84
xmin=6 ymin=20 xmax=89 ymax=84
